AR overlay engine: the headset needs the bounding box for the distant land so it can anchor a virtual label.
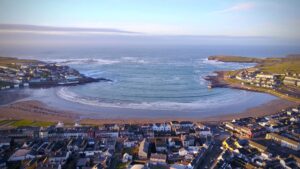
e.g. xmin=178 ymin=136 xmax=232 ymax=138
xmin=0 ymin=56 xmax=111 ymax=89
xmin=206 ymin=54 xmax=300 ymax=102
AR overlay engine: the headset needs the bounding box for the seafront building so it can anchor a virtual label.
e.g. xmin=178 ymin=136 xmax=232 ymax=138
xmin=0 ymin=62 xmax=87 ymax=90
xmin=0 ymin=106 xmax=299 ymax=168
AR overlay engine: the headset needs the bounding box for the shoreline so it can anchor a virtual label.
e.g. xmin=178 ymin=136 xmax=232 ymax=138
xmin=206 ymin=55 xmax=300 ymax=103
xmin=0 ymin=98 xmax=298 ymax=126
xmin=206 ymin=71 xmax=300 ymax=103
xmin=1 ymin=55 xmax=299 ymax=126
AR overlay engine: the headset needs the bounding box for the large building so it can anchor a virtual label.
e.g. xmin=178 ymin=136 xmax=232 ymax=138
xmin=266 ymin=133 xmax=300 ymax=151
xmin=283 ymin=76 xmax=300 ymax=87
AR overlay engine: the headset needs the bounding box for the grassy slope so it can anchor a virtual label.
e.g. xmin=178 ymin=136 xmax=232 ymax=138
xmin=0 ymin=119 xmax=55 ymax=127
xmin=0 ymin=56 xmax=39 ymax=67
xmin=259 ymin=59 xmax=300 ymax=74
xmin=208 ymin=55 xmax=265 ymax=63
xmin=209 ymin=55 xmax=300 ymax=74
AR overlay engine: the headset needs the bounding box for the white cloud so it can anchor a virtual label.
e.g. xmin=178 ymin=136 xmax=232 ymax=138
xmin=215 ymin=2 xmax=255 ymax=13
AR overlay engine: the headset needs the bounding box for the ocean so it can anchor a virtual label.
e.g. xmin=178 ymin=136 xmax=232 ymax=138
xmin=1 ymin=45 xmax=300 ymax=119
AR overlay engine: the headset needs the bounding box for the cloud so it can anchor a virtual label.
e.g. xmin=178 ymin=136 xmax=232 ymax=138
xmin=215 ymin=2 xmax=255 ymax=13
xmin=0 ymin=24 xmax=141 ymax=35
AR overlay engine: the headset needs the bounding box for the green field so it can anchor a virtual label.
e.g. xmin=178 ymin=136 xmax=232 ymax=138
xmin=209 ymin=55 xmax=300 ymax=74
xmin=208 ymin=55 xmax=265 ymax=63
xmin=260 ymin=59 xmax=300 ymax=74
xmin=10 ymin=120 xmax=54 ymax=127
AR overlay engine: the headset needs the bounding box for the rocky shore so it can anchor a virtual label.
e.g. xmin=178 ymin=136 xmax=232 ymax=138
xmin=204 ymin=71 xmax=228 ymax=88
xmin=28 ymin=77 xmax=112 ymax=88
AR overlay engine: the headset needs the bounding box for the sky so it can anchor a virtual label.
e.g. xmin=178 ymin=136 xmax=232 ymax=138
xmin=0 ymin=0 xmax=299 ymax=46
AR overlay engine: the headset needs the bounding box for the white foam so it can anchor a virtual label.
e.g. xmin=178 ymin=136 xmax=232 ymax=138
xmin=43 ymin=58 xmax=120 ymax=65
xmin=201 ymin=58 xmax=224 ymax=65
xmin=121 ymin=57 xmax=148 ymax=64
xmin=56 ymin=87 xmax=251 ymax=111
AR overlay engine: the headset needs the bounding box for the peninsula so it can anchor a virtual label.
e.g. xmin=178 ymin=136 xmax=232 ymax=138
xmin=206 ymin=55 xmax=300 ymax=102
xmin=0 ymin=56 xmax=111 ymax=90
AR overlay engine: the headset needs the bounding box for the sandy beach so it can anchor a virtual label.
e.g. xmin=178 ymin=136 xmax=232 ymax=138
xmin=0 ymin=98 xmax=298 ymax=125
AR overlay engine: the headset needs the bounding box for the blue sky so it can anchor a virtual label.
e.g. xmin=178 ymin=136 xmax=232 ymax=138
xmin=0 ymin=0 xmax=299 ymax=46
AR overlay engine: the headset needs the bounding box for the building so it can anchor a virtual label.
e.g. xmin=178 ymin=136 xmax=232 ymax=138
xmin=8 ymin=149 xmax=36 ymax=161
xmin=152 ymin=123 xmax=171 ymax=132
xmin=283 ymin=76 xmax=300 ymax=86
xmin=149 ymin=153 xmax=167 ymax=164
xmin=266 ymin=133 xmax=300 ymax=151
xmin=248 ymin=140 xmax=267 ymax=153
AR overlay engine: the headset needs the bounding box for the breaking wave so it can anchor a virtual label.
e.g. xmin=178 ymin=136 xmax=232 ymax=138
xmin=43 ymin=58 xmax=120 ymax=65
xmin=56 ymin=87 xmax=250 ymax=111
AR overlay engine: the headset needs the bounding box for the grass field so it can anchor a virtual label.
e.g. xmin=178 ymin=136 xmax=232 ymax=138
xmin=260 ymin=59 xmax=300 ymax=74
xmin=209 ymin=55 xmax=300 ymax=74
xmin=0 ymin=120 xmax=18 ymax=126
xmin=0 ymin=120 xmax=54 ymax=127
xmin=208 ymin=55 xmax=264 ymax=63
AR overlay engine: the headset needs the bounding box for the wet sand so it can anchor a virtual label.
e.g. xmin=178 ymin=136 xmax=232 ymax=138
xmin=0 ymin=98 xmax=298 ymax=125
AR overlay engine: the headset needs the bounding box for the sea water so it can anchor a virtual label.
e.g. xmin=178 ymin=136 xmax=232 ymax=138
xmin=2 ymin=45 xmax=300 ymax=119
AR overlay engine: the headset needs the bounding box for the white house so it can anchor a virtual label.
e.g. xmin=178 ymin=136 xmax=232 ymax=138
xmin=122 ymin=153 xmax=132 ymax=163
xmin=48 ymin=151 xmax=71 ymax=166
xmin=178 ymin=148 xmax=188 ymax=156
xmin=152 ymin=123 xmax=171 ymax=132
xmin=8 ymin=149 xmax=36 ymax=161
xmin=123 ymin=138 xmax=137 ymax=148
xmin=179 ymin=121 xmax=194 ymax=128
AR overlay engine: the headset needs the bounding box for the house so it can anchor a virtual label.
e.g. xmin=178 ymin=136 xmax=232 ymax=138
xmin=170 ymin=121 xmax=180 ymax=129
xmin=181 ymin=135 xmax=195 ymax=147
xmin=56 ymin=121 xmax=64 ymax=128
xmin=149 ymin=153 xmax=167 ymax=164
xmin=178 ymin=148 xmax=188 ymax=156
xmin=179 ymin=121 xmax=194 ymax=128
xmin=170 ymin=164 xmax=189 ymax=169
xmin=283 ymin=76 xmax=300 ymax=86
xmin=174 ymin=128 xmax=190 ymax=135
xmin=152 ymin=123 xmax=171 ymax=132
xmin=122 ymin=153 xmax=132 ymax=163
xmin=39 ymin=128 xmax=48 ymax=138
xmin=123 ymin=138 xmax=137 ymax=148
xmin=8 ymin=149 xmax=36 ymax=161
xmin=0 ymin=137 xmax=10 ymax=148
xmin=222 ymin=137 xmax=237 ymax=151
xmin=104 ymin=124 xmax=120 ymax=131
xmin=76 ymin=158 xmax=91 ymax=169
xmin=48 ymin=151 xmax=71 ymax=166
xmin=168 ymin=138 xmax=182 ymax=149
xmin=95 ymin=130 xmax=119 ymax=138
xmin=248 ymin=140 xmax=267 ymax=153
xmin=155 ymin=138 xmax=167 ymax=153
xmin=266 ymin=133 xmax=300 ymax=151
xmin=92 ymin=152 xmax=112 ymax=168
xmin=196 ymin=127 xmax=212 ymax=137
